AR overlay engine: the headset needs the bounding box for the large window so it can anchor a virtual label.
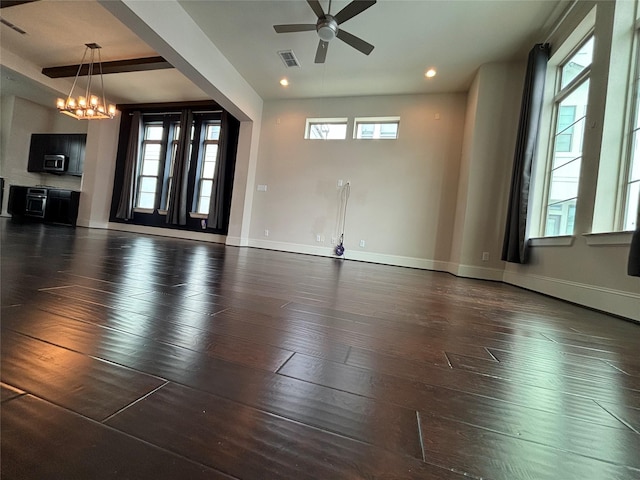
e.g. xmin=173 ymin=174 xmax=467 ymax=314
xmin=542 ymin=36 xmax=594 ymax=236
xmin=136 ymin=124 xmax=165 ymax=209
xmin=195 ymin=123 xmax=221 ymax=214
xmin=623 ymin=34 xmax=640 ymax=231
xmin=133 ymin=115 xmax=220 ymax=215
xmin=112 ymin=104 xmax=239 ymax=235
xmin=160 ymin=121 xmax=182 ymax=210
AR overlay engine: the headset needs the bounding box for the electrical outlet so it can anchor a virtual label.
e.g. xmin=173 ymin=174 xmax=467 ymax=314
xmin=482 ymin=252 xmax=489 ymax=261
xmin=359 ymin=240 xmax=365 ymax=248
xmin=316 ymin=234 xmax=322 ymax=242
xmin=257 ymin=184 xmax=267 ymax=192
xmin=264 ymin=229 xmax=269 ymax=237
xmin=337 ymin=179 xmax=343 ymax=187
xmin=331 ymin=236 xmax=337 ymax=245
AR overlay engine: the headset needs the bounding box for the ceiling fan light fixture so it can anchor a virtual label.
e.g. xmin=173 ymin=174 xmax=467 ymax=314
xmin=317 ymin=17 xmax=338 ymax=42
xmin=273 ymin=1 xmax=376 ymax=63
xmin=425 ymin=68 xmax=437 ymax=78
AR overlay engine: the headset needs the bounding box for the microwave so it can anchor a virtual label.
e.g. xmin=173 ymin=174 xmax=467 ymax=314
xmin=43 ymin=154 xmax=67 ymax=173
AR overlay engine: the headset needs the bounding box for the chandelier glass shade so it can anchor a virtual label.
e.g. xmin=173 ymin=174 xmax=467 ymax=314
xmin=56 ymin=43 xmax=116 ymax=120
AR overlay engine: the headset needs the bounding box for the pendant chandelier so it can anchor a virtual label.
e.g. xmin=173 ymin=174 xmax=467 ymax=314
xmin=56 ymin=43 xmax=116 ymax=120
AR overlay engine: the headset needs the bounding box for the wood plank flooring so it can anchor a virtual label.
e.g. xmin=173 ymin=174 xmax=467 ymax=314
xmin=1 ymin=220 xmax=639 ymax=480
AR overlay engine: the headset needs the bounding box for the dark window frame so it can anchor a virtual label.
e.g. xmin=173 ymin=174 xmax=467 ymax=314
xmin=109 ymin=102 xmax=239 ymax=235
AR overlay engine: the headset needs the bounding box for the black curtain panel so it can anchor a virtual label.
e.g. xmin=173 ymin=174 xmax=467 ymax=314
xmin=628 ymin=208 xmax=640 ymax=276
xmin=502 ymin=43 xmax=550 ymax=264
xmin=116 ymin=111 xmax=141 ymax=220
xmin=166 ymin=109 xmax=193 ymax=226
xmin=207 ymin=111 xmax=229 ymax=230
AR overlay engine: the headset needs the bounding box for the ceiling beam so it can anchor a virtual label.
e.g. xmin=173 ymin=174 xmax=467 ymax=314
xmin=41 ymin=56 xmax=172 ymax=79
xmin=0 ymin=1 xmax=38 ymax=8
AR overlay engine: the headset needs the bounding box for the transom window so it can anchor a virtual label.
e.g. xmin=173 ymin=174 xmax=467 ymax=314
xmin=354 ymin=117 xmax=400 ymax=139
xmin=305 ymin=118 xmax=348 ymax=140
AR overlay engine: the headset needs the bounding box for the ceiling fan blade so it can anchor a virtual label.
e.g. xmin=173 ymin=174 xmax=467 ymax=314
xmin=274 ymin=24 xmax=317 ymax=33
xmin=315 ymin=40 xmax=329 ymax=63
xmin=334 ymin=0 xmax=376 ymax=24
xmin=307 ymin=0 xmax=325 ymax=18
xmin=336 ymin=29 xmax=374 ymax=55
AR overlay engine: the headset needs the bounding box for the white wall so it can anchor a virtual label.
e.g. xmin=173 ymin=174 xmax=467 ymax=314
xmin=449 ymin=62 xmax=526 ymax=280
xmin=76 ymin=116 xmax=120 ymax=228
xmin=249 ymin=94 xmax=466 ymax=269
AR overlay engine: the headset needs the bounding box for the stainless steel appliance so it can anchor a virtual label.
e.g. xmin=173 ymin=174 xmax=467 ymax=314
xmin=43 ymin=154 xmax=67 ymax=173
xmin=25 ymin=187 xmax=47 ymax=218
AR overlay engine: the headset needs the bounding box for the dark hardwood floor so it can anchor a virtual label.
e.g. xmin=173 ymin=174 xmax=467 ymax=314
xmin=2 ymin=219 xmax=639 ymax=479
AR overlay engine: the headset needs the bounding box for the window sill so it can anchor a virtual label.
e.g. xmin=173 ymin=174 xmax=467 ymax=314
xmin=528 ymin=235 xmax=575 ymax=247
xmin=156 ymin=210 xmax=208 ymax=220
xmin=583 ymin=231 xmax=633 ymax=246
xmin=133 ymin=208 xmax=154 ymax=214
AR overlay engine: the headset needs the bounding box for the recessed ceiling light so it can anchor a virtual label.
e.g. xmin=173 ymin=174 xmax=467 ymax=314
xmin=425 ymin=69 xmax=437 ymax=78
xmin=280 ymin=78 xmax=289 ymax=87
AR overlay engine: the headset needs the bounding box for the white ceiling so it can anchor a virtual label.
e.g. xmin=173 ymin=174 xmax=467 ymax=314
xmin=0 ymin=0 xmax=568 ymax=107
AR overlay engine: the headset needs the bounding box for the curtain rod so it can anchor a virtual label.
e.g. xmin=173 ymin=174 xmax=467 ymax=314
xmin=129 ymin=110 xmax=223 ymax=116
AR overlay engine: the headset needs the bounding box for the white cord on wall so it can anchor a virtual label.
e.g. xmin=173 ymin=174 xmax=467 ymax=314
xmin=335 ymin=182 xmax=350 ymax=257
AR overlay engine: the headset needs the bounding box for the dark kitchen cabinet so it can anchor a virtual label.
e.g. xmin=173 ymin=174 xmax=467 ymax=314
xmin=67 ymin=134 xmax=86 ymax=176
xmin=28 ymin=134 xmax=86 ymax=176
xmin=27 ymin=136 xmax=46 ymax=173
xmin=7 ymin=185 xmax=28 ymax=217
xmin=45 ymin=189 xmax=80 ymax=225
xmin=8 ymin=185 xmax=80 ymax=226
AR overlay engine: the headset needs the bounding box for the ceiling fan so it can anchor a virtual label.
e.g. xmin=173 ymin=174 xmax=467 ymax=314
xmin=273 ymin=0 xmax=376 ymax=64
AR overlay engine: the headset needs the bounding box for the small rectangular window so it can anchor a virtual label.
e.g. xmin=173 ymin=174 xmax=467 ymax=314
xmin=305 ymin=118 xmax=348 ymax=140
xmin=354 ymin=117 xmax=400 ymax=139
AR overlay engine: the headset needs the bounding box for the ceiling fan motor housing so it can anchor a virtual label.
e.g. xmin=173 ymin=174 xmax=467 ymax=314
xmin=317 ymin=16 xmax=338 ymax=41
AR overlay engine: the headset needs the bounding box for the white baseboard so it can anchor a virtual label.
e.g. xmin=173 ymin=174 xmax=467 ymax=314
xmin=248 ymin=238 xmax=337 ymax=258
xmin=503 ymin=270 xmax=640 ymax=321
xmin=106 ymin=222 xmax=226 ymax=244
xmin=447 ymin=263 xmax=505 ymax=281
xmin=248 ymin=238 xmax=451 ymax=271
xmin=225 ymin=236 xmax=249 ymax=247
